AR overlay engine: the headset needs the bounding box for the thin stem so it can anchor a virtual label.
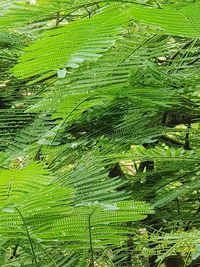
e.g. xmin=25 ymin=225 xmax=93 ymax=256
xmin=15 ymin=207 xmax=37 ymax=265
xmin=184 ymin=252 xmax=191 ymax=267
xmin=48 ymin=96 xmax=93 ymax=166
xmin=55 ymin=11 xmax=60 ymax=27
xmin=88 ymin=214 xmax=94 ymax=267
xmin=184 ymin=124 xmax=191 ymax=150
xmin=88 ymin=209 xmax=96 ymax=267
xmin=58 ymin=0 xmax=151 ymax=24
xmin=176 ymin=197 xmax=180 ymax=216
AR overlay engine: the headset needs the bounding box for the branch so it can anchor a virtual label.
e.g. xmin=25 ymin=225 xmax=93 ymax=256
xmin=160 ymin=135 xmax=185 ymax=147
xmin=9 ymin=244 xmax=19 ymax=260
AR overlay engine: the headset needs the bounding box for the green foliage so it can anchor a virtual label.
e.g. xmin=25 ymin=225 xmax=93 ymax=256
xmin=0 ymin=162 xmax=153 ymax=266
xmin=1 ymin=0 xmax=200 ymax=266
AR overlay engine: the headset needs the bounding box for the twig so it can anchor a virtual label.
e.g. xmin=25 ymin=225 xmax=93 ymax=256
xmin=9 ymin=244 xmax=19 ymax=260
xmin=55 ymin=11 xmax=60 ymax=27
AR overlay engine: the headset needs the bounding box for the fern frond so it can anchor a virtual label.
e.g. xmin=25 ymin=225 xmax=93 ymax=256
xmin=12 ymin=4 xmax=135 ymax=80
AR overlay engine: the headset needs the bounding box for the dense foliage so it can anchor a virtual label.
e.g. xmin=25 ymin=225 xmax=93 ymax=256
xmin=0 ymin=0 xmax=200 ymax=266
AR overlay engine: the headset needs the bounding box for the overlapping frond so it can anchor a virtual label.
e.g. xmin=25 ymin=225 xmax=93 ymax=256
xmin=1 ymin=0 xmax=200 ymax=265
xmin=0 ymin=163 xmax=153 ymax=254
